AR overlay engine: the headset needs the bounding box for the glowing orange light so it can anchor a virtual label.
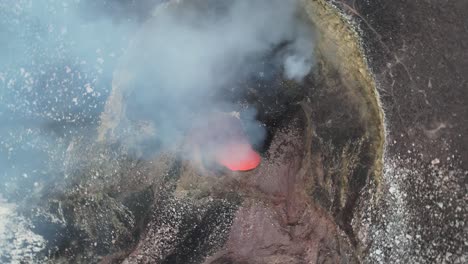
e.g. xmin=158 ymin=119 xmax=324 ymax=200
xmin=215 ymin=142 xmax=261 ymax=171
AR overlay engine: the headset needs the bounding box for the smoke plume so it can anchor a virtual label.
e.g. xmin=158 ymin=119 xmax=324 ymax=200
xmin=105 ymin=0 xmax=316 ymax=158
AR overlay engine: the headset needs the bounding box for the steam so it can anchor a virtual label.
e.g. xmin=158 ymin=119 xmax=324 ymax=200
xmin=106 ymin=0 xmax=316 ymax=157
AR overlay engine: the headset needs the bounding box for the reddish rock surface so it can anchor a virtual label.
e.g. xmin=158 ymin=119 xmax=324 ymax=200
xmin=120 ymin=110 xmax=357 ymax=264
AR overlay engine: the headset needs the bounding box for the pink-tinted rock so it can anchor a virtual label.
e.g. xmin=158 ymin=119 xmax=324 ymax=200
xmin=204 ymin=115 xmax=357 ymax=264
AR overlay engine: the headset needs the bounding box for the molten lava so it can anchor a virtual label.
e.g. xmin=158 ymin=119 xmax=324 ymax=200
xmin=187 ymin=112 xmax=262 ymax=172
xmin=215 ymin=142 xmax=261 ymax=171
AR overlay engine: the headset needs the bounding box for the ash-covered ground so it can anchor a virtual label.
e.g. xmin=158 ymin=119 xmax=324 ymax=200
xmin=337 ymin=0 xmax=468 ymax=263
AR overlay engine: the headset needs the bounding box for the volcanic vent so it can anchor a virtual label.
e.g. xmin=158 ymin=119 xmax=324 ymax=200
xmin=27 ymin=0 xmax=386 ymax=263
xmin=96 ymin=1 xmax=384 ymax=263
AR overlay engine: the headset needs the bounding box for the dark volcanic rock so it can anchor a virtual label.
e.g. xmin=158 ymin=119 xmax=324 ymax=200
xmin=123 ymin=197 xmax=238 ymax=264
xmin=333 ymin=0 xmax=468 ymax=263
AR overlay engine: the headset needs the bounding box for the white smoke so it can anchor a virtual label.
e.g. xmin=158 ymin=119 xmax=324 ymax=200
xmin=128 ymin=0 xmax=314 ymax=89
xmin=112 ymin=0 xmax=316 ymax=153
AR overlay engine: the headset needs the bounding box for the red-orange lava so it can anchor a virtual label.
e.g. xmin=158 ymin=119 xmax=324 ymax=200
xmin=215 ymin=142 xmax=261 ymax=171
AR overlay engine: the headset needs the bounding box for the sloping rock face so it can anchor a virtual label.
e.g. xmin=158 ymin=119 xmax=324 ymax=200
xmin=203 ymin=111 xmax=358 ymax=264
xmin=335 ymin=0 xmax=468 ymax=263
xmin=119 ymin=106 xmax=360 ymax=264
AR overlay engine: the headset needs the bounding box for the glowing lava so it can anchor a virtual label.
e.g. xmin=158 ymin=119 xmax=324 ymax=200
xmin=187 ymin=112 xmax=263 ymax=172
xmin=215 ymin=142 xmax=261 ymax=171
